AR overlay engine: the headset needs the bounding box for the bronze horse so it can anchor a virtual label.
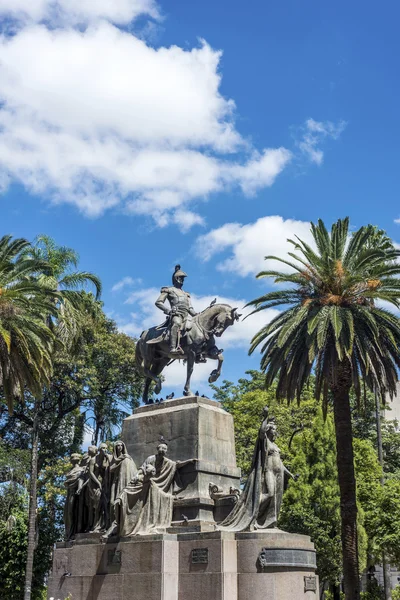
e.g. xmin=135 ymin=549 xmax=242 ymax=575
xmin=135 ymin=303 xmax=240 ymax=403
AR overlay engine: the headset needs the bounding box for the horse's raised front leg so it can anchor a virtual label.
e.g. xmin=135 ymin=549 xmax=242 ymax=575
xmin=183 ymin=350 xmax=195 ymax=397
xmin=208 ymin=352 xmax=224 ymax=383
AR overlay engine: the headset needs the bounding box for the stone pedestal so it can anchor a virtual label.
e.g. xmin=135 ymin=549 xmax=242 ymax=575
xmin=122 ymin=397 xmax=241 ymax=526
xmin=47 ymin=530 xmax=318 ymax=600
xmin=48 ymin=397 xmax=319 ymax=599
xmin=47 ymin=534 xmax=179 ymax=600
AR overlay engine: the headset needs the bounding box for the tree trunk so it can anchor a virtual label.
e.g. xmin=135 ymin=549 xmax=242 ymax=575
xmin=24 ymin=408 xmax=39 ymax=600
xmin=331 ymin=361 xmax=360 ymax=600
xmin=375 ymin=390 xmax=392 ymax=600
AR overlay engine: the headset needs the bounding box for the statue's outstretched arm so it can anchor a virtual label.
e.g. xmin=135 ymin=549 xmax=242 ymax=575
xmin=176 ymin=458 xmax=197 ymax=469
xmin=283 ymin=465 xmax=297 ymax=481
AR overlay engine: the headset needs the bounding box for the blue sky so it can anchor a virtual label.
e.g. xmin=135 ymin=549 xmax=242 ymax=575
xmin=1 ymin=0 xmax=400 ymax=398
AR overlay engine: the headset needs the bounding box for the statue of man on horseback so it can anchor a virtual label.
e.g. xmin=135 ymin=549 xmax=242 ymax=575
xmin=153 ymin=265 xmax=197 ymax=356
xmin=135 ymin=265 xmax=241 ymax=403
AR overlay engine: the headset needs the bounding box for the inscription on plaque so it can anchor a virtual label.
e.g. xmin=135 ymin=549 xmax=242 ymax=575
xmin=107 ymin=549 xmax=121 ymax=565
xmin=191 ymin=548 xmax=209 ymax=564
xmin=304 ymin=576 xmax=317 ymax=592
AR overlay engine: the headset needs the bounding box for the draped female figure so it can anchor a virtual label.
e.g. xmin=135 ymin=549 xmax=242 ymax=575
xmin=219 ymin=407 xmax=295 ymax=532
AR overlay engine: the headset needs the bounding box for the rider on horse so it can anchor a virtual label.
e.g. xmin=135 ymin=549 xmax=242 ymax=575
xmin=153 ymin=265 xmax=198 ymax=356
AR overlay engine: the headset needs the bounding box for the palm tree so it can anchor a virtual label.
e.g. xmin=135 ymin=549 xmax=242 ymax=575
xmin=0 ymin=235 xmax=57 ymax=412
xmin=21 ymin=235 xmax=101 ymax=600
xmin=0 ymin=234 xmax=59 ymax=600
xmin=247 ymin=218 xmax=400 ymax=599
xmin=23 ymin=234 xmax=101 ymax=344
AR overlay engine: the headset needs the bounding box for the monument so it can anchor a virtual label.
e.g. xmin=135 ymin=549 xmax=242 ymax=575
xmin=47 ymin=266 xmax=318 ymax=600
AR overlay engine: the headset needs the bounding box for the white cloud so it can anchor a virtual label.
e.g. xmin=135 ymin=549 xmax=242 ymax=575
xmin=395 ymin=218 xmax=400 ymax=225
xmin=298 ymin=118 xmax=347 ymax=165
xmin=111 ymin=276 xmax=142 ymax=292
xmin=0 ymin=0 xmax=160 ymax=27
xmin=157 ymin=360 xmax=213 ymax=390
xmin=197 ymin=215 xmax=313 ymax=276
xmin=118 ymin=285 xmax=279 ymax=390
xmin=0 ymin=15 xmax=292 ymax=229
xmin=81 ymin=427 xmax=94 ymax=451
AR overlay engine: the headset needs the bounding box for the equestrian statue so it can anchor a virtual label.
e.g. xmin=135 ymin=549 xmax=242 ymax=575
xmin=135 ymin=265 xmax=241 ymax=403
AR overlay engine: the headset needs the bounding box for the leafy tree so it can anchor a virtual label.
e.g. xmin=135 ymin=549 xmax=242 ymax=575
xmin=76 ymin=304 xmax=141 ymax=444
xmin=380 ymin=419 xmax=400 ymax=478
xmin=364 ymin=479 xmax=400 ymax=567
xmin=23 ymin=234 xmax=101 ymax=345
xmin=247 ymin=218 xmax=400 ymax=599
xmin=0 ymin=298 xmax=141 ymax=598
xmin=280 ymin=409 xmax=344 ymax=594
xmin=19 ymin=237 xmax=101 ymax=600
xmin=0 ymin=499 xmax=30 ymax=600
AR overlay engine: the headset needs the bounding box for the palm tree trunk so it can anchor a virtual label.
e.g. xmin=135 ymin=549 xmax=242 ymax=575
xmin=24 ymin=407 xmax=39 ymax=600
xmin=331 ymin=361 xmax=360 ymax=600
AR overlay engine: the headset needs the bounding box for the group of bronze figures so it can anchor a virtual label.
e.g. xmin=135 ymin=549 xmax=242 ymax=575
xmin=64 ymin=438 xmax=195 ymax=540
xmin=64 ymin=407 xmax=296 ymax=540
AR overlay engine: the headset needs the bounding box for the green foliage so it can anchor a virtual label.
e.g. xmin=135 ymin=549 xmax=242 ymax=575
xmin=392 ymin=584 xmax=400 ymax=600
xmin=381 ymin=418 xmax=400 ymax=477
xmin=212 ymin=371 xmax=317 ymax=477
xmin=0 ymin=499 xmax=29 ymax=600
xmin=360 ymin=578 xmax=385 ymax=600
xmin=280 ymin=409 xmax=342 ymax=587
xmin=365 ymin=479 xmax=400 ymax=566
xmin=247 ymin=217 xmax=400 ymax=407
xmin=324 ymin=592 xmax=344 ymax=600
xmin=23 ymin=234 xmax=102 ymax=346
xmin=0 ymin=486 xmax=56 ymax=600
xmin=0 ymin=234 xmax=60 ymax=411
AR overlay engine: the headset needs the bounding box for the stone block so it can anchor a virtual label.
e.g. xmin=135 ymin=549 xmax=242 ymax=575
xmin=179 ymin=538 xmax=222 ymax=574
xmin=120 ymin=539 xmax=163 ymax=573
xmin=47 ymin=575 xmax=93 ymax=600
xmin=70 ymin=543 xmax=101 ymax=576
xmin=122 ymin=397 xmax=238 ymax=469
xmin=123 ymin=573 xmax=162 ymax=600
xmin=92 ymin=574 xmax=124 ymax=600
xmin=178 ymin=573 xmax=222 ymax=600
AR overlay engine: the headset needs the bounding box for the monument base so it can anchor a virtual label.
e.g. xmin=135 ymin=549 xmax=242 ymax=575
xmin=47 ymin=529 xmax=318 ymax=600
xmin=121 ymin=396 xmax=242 ymax=525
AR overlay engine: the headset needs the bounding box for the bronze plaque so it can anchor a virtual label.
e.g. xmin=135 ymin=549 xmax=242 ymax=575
xmin=191 ymin=548 xmax=209 ymax=564
xmin=304 ymin=576 xmax=317 ymax=592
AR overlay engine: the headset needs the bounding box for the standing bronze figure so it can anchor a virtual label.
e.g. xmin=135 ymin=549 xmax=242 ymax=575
xmin=218 ymin=407 xmax=296 ymax=532
xmin=64 ymin=453 xmax=84 ymax=541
